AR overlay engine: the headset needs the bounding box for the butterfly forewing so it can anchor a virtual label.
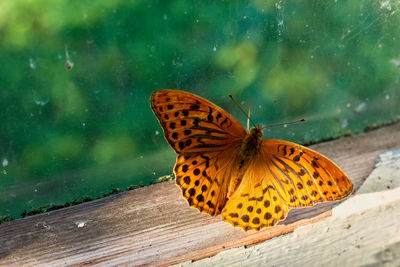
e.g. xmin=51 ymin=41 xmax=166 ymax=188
xmin=151 ymin=89 xmax=246 ymax=216
xmin=151 ymin=90 xmax=246 ymax=154
xmin=262 ymin=140 xmax=353 ymax=208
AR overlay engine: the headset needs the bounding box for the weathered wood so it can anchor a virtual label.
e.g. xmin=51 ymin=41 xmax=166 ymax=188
xmin=176 ymin=150 xmax=400 ymax=266
xmin=1 ymin=124 xmax=399 ymax=266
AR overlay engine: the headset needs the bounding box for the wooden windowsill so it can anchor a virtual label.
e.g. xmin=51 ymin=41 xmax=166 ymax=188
xmin=1 ymin=123 xmax=399 ymax=266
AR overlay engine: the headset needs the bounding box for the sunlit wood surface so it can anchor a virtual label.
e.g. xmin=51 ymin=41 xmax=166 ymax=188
xmin=0 ymin=124 xmax=399 ymax=266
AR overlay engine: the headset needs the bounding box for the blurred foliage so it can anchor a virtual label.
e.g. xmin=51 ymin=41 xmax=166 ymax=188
xmin=0 ymin=0 xmax=399 ymax=219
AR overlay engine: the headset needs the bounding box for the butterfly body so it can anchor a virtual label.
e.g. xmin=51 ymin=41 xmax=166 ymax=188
xmin=151 ymin=89 xmax=353 ymax=231
xmin=239 ymin=126 xmax=263 ymax=161
xmin=227 ymin=126 xmax=263 ymax=199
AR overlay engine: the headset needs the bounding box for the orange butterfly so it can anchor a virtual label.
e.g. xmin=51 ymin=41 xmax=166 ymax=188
xmin=151 ymin=90 xmax=353 ymax=231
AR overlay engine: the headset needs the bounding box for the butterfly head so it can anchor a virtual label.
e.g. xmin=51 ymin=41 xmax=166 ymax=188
xmin=249 ymin=125 xmax=263 ymax=139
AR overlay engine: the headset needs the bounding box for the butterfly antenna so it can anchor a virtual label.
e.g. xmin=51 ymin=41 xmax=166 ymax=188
xmin=262 ymin=118 xmax=306 ymax=129
xmin=228 ymin=94 xmax=256 ymax=128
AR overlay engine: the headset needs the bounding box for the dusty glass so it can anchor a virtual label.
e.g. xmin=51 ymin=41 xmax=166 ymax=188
xmin=0 ymin=0 xmax=399 ymax=220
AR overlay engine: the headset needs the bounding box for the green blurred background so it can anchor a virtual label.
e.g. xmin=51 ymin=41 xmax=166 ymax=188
xmin=1 ymin=0 xmax=399 ymax=219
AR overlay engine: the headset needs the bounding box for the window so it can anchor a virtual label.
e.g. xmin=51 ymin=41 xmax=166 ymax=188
xmin=1 ymin=0 xmax=399 ymax=220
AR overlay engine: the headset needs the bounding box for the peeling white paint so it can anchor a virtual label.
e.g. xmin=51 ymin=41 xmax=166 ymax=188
xmin=75 ymin=221 xmax=87 ymax=228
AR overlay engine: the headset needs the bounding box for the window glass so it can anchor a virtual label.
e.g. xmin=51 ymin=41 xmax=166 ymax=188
xmin=1 ymin=0 xmax=399 ymax=220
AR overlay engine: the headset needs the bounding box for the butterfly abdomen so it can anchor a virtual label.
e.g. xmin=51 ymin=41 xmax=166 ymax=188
xmin=226 ymin=126 xmax=264 ymax=199
xmin=239 ymin=126 xmax=263 ymax=162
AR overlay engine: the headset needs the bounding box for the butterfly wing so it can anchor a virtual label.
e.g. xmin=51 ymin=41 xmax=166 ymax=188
xmin=151 ymin=89 xmax=246 ymax=215
xmin=261 ymin=139 xmax=353 ymax=207
xmin=151 ymin=90 xmax=246 ymax=154
xmin=174 ymin=146 xmax=242 ymax=215
xmin=222 ymin=139 xmax=353 ymax=231
xmin=222 ymin=155 xmax=290 ymax=231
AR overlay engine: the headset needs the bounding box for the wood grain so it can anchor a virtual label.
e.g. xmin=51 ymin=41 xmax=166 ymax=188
xmin=0 ymin=124 xmax=399 ymax=267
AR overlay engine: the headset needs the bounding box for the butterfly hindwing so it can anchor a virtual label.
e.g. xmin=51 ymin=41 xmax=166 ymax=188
xmin=174 ymin=146 xmax=242 ymax=216
xmin=151 ymin=90 xmax=246 ymax=154
xmin=222 ymin=157 xmax=289 ymax=231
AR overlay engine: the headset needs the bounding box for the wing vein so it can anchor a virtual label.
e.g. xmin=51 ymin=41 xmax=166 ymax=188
xmin=268 ymin=155 xmax=302 ymax=203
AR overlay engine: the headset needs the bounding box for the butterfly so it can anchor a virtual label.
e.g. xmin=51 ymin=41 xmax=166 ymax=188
xmin=150 ymin=89 xmax=353 ymax=231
